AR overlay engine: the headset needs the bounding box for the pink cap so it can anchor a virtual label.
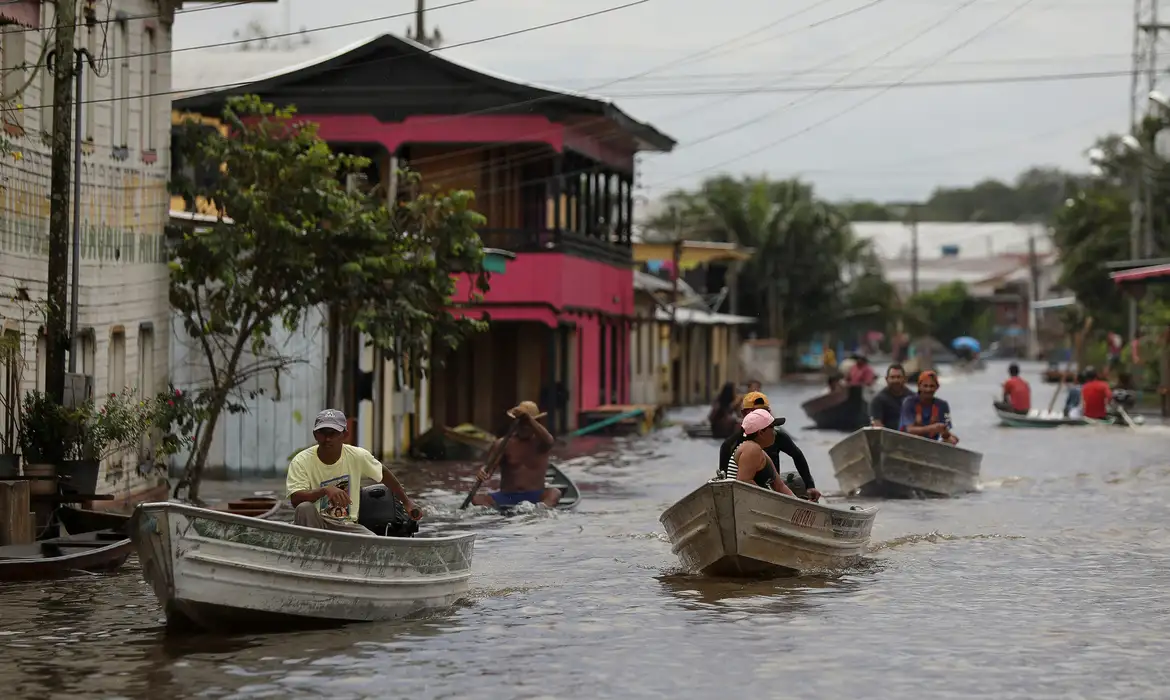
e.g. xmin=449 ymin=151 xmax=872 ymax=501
xmin=741 ymin=408 xmax=773 ymax=435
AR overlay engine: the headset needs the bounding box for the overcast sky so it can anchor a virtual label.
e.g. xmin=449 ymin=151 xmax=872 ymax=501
xmin=174 ymin=0 xmax=1134 ymax=202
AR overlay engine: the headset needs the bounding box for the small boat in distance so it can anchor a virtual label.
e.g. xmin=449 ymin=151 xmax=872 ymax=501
xmin=829 ymin=427 xmax=982 ymax=498
xmin=131 ymin=501 xmax=475 ymax=632
xmin=0 ymin=529 xmax=132 ymax=582
xmin=659 ymin=479 xmax=876 ymax=577
xmin=683 ymin=423 xmax=714 ymax=439
xmin=801 ymin=385 xmax=869 ymax=432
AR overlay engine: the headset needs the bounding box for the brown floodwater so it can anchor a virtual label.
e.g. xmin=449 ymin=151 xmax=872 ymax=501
xmin=3 ymin=360 xmax=1170 ymax=699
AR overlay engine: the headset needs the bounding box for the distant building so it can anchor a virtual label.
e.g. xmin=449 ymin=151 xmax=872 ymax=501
xmin=852 ymin=221 xmax=1065 ymax=356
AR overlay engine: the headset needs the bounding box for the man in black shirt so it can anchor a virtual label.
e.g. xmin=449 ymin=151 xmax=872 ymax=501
xmin=718 ymin=391 xmax=822 ymax=502
xmin=870 ymin=363 xmax=914 ymax=428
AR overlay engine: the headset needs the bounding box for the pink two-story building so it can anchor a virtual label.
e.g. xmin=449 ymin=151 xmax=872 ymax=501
xmin=173 ymin=34 xmax=675 ymax=446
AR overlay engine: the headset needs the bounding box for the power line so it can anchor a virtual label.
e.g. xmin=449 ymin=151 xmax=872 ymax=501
xmin=537 ymin=52 xmax=1134 ymax=85
xmin=6 ymin=0 xmax=260 ymax=35
xmin=16 ymin=0 xmax=653 ymax=112
xmin=681 ymin=0 xmax=987 ymax=151
xmin=17 ymin=0 xmax=888 ymax=186
xmin=352 ymin=0 xmax=897 ymax=182
xmin=599 ymin=69 xmax=1132 ymax=97
xmin=667 ymin=0 xmax=891 ymax=70
xmin=648 ymin=0 xmax=1041 ymax=189
xmin=25 ymin=0 xmax=484 ymax=71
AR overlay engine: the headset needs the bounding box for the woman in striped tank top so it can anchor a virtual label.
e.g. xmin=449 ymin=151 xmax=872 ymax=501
xmin=721 ymin=409 xmax=797 ymax=496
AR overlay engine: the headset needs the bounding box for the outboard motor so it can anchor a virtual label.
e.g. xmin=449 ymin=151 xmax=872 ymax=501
xmin=1111 ymin=389 xmax=1136 ymax=409
xmin=357 ymin=484 xmax=419 ymax=538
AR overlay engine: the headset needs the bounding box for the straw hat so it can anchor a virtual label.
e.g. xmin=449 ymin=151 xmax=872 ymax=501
xmin=507 ymin=400 xmax=548 ymax=420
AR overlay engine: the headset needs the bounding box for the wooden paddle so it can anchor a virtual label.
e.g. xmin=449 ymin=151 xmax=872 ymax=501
xmin=459 ymin=416 xmax=522 ymax=510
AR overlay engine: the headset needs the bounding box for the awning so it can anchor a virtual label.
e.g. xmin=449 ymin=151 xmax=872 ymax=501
xmin=653 ymin=307 xmax=756 ymax=326
xmin=634 ymin=240 xmax=754 ymax=270
xmin=1110 ymin=263 xmax=1170 ymax=285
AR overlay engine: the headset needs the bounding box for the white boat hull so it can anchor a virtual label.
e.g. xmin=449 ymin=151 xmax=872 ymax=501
xmin=659 ymin=480 xmax=877 ymax=577
xmin=829 ymin=427 xmax=982 ymax=498
xmin=131 ymin=502 xmax=474 ymax=631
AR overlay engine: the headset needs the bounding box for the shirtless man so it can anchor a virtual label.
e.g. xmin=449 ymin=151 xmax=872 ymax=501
xmin=472 ymin=401 xmax=561 ymax=508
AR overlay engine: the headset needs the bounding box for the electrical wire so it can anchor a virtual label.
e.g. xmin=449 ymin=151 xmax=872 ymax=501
xmin=599 ymin=69 xmax=1132 ymax=97
xmin=16 ymin=0 xmax=650 ymax=111
xmin=399 ymin=0 xmax=987 ymax=189
xmin=648 ymin=0 xmax=1042 ymax=189
xmin=5 ymin=0 xmax=262 ymax=35
xmin=538 ymin=52 xmax=1133 ymax=86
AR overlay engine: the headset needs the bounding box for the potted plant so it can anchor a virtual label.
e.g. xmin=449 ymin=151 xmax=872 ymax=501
xmin=57 ymin=389 xmax=156 ymax=495
xmin=0 ymin=330 xmax=26 ymax=478
xmin=17 ymin=391 xmax=74 ymax=495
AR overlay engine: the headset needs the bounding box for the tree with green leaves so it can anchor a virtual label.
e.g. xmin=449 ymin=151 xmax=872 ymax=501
xmin=168 ymin=96 xmax=488 ymax=500
xmin=902 ymin=281 xmax=990 ymax=347
xmin=646 ymin=175 xmax=881 ymax=367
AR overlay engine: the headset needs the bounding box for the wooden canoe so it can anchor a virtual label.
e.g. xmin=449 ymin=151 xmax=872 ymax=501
xmin=660 ymin=479 xmax=877 ymax=577
xmin=683 ymin=423 xmax=714 ymax=438
xmin=0 ymin=529 xmax=132 ymax=581
xmin=801 ymin=385 xmax=869 ymax=432
xmin=995 ymin=406 xmax=1144 ymax=428
xmin=828 ymin=427 xmax=982 ymax=498
xmin=131 ymin=502 xmax=475 ymax=631
xmin=495 ymin=463 xmax=581 ymax=514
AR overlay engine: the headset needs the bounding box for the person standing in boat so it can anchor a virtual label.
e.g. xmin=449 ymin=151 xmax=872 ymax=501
xmin=722 ymin=409 xmax=798 ymax=497
xmin=847 ymin=355 xmax=876 ymax=388
xmin=718 ymin=391 xmax=822 ymax=502
xmin=473 ymin=401 xmax=561 ymax=508
xmin=707 ymin=382 xmax=741 ymax=439
xmin=870 ymin=363 xmax=914 ymax=428
xmin=1080 ymin=368 xmax=1113 ymax=421
xmin=998 ymin=363 xmax=1031 ymax=415
xmin=287 ymin=409 xmax=422 ymax=533
xmin=898 ymin=371 xmax=959 ymax=445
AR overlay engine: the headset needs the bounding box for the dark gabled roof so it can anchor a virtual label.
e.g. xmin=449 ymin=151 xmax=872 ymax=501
xmin=173 ymin=33 xmax=675 ymax=153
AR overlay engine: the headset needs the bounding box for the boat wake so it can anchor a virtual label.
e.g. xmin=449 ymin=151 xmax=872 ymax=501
xmin=977 ymin=475 xmax=1027 ymax=489
xmin=869 ymin=530 xmax=1025 ymax=552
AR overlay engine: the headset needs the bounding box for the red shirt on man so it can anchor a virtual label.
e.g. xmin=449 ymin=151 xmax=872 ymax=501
xmin=1002 ymin=376 xmax=1031 ymax=412
xmin=1081 ymin=379 xmax=1112 ymax=420
xmin=848 ymin=363 xmax=875 ymax=387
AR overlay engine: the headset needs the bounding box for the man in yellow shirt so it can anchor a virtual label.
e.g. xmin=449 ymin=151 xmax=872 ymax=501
xmin=287 ymin=409 xmax=422 ymax=533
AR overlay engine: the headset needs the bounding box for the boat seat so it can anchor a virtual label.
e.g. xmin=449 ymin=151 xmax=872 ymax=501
xmin=47 ymin=540 xmax=116 ymax=548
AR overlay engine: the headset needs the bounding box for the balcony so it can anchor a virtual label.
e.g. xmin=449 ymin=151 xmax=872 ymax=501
xmin=478 ymin=228 xmax=632 ymax=268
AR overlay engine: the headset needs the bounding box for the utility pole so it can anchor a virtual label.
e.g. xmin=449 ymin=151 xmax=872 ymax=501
xmin=1128 ymin=0 xmax=1170 ymax=339
xmin=908 ymin=205 xmax=919 ymax=297
xmin=406 ymin=0 xmax=443 ymax=48
xmin=1027 ymin=232 xmax=1041 ymax=360
xmin=45 ymin=0 xmax=80 ymax=405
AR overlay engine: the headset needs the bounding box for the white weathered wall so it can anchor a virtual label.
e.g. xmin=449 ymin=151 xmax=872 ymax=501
xmin=168 ymin=305 xmax=328 ymax=479
xmin=0 ymin=2 xmax=175 ymax=498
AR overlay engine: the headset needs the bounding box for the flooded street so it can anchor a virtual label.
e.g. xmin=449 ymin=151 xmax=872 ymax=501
xmin=4 ymin=360 xmax=1170 ymax=699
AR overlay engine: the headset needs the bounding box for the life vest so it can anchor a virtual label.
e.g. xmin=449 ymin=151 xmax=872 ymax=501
xmin=913 ymin=400 xmax=940 ymax=427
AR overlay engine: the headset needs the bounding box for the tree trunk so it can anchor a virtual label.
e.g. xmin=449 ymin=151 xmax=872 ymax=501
xmin=184 ymin=387 xmax=229 ymax=502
